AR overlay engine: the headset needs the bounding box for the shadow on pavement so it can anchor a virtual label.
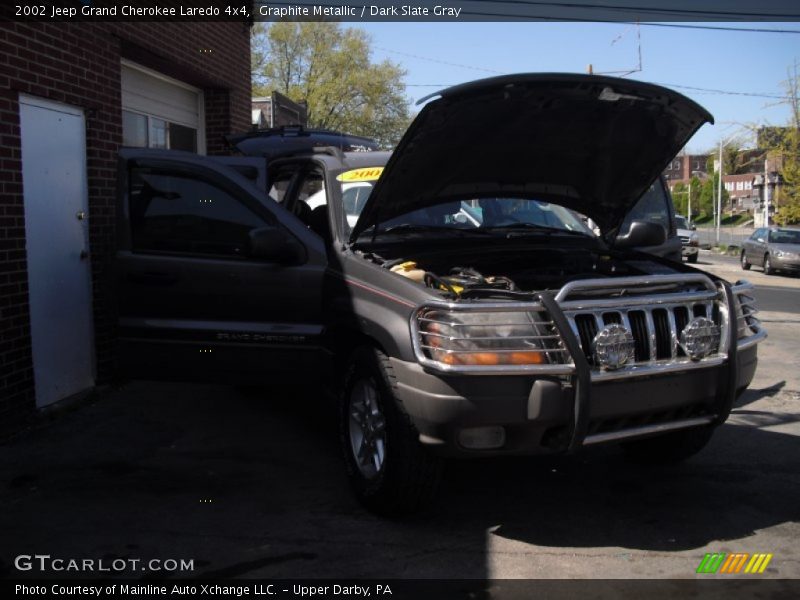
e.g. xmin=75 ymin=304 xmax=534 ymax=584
xmin=1 ymin=380 xmax=798 ymax=578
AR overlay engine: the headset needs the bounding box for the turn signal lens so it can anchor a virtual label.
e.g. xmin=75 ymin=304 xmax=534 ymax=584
xmin=438 ymin=351 xmax=545 ymax=366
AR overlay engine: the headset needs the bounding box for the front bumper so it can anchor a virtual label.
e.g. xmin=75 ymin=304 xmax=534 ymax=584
xmin=770 ymin=255 xmax=800 ymax=272
xmin=682 ymin=245 xmax=699 ymax=258
xmin=398 ymin=277 xmax=764 ymax=457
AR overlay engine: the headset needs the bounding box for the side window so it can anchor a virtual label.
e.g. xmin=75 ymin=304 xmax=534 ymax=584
xmin=129 ymin=168 xmax=268 ymax=258
xmin=291 ymin=170 xmax=325 ymax=224
xmin=297 ymin=171 xmax=325 ymax=205
xmin=621 ymin=181 xmax=671 ymax=235
xmin=268 ymin=167 xmax=297 ymax=203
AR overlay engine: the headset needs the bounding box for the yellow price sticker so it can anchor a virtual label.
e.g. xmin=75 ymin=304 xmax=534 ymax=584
xmin=336 ymin=167 xmax=384 ymax=182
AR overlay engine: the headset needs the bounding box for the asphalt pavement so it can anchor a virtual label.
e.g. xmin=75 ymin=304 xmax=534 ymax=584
xmin=1 ymin=251 xmax=798 ymax=583
xmin=691 ymin=250 xmax=800 ymax=392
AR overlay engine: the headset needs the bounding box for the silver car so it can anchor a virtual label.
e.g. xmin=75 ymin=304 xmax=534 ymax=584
xmin=741 ymin=227 xmax=800 ymax=275
xmin=675 ymin=215 xmax=699 ymax=263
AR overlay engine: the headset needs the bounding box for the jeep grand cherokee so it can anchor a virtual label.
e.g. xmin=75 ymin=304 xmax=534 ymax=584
xmin=115 ymin=74 xmax=765 ymax=515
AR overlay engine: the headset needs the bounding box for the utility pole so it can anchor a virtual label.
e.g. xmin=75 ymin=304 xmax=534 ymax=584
xmin=716 ymin=140 xmax=723 ymax=244
xmin=687 ymin=181 xmax=692 ymax=224
xmin=764 ymin=158 xmax=770 ymax=227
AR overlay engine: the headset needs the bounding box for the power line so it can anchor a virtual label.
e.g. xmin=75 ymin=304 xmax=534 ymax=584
xmin=471 ymin=0 xmax=800 ymax=20
xmin=649 ymin=82 xmax=792 ymax=100
xmin=624 ymin=22 xmax=800 ymax=34
xmin=375 ymin=47 xmax=502 ymax=74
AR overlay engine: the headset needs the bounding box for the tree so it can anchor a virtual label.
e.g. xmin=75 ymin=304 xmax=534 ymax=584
xmin=771 ymin=62 xmax=800 ymax=225
xmin=671 ymin=181 xmax=688 ymax=216
xmin=695 ymin=174 xmax=728 ymax=221
xmin=251 ymin=22 xmax=412 ymax=148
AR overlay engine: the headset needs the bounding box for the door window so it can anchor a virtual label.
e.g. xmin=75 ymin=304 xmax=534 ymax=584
xmin=129 ymin=168 xmax=267 ymax=258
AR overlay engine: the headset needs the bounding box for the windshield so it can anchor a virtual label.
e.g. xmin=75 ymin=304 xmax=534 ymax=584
xmin=675 ymin=216 xmax=689 ymax=229
xmin=769 ymin=229 xmax=800 ymax=244
xmin=363 ymin=198 xmax=595 ymax=237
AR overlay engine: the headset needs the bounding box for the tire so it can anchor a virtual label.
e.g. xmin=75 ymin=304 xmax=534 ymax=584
xmin=687 ymin=252 xmax=698 ymax=264
xmin=740 ymin=251 xmax=751 ymax=270
xmin=763 ymin=254 xmax=774 ymax=275
xmin=621 ymin=425 xmax=715 ymax=465
xmin=339 ymin=346 xmax=443 ymax=516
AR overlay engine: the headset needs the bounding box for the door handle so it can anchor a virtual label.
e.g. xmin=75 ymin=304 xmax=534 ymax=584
xmin=127 ymin=271 xmax=179 ymax=285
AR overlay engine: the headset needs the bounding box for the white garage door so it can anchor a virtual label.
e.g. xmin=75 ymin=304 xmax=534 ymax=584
xmin=121 ymin=61 xmax=205 ymax=154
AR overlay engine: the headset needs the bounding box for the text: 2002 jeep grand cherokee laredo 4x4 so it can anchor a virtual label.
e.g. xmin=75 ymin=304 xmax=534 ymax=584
xmin=116 ymin=74 xmax=765 ymax=515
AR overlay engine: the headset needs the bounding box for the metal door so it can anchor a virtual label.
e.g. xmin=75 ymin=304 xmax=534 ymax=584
xmin=20 ymin=95 xmax=95 ymax=407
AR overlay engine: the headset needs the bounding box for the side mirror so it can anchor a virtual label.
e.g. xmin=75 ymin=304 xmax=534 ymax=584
xmin=691 ymin=224 xmax=697 ymax=231
xmin=615 ymin=220 xmax=667 ymax=249
xmin=247 ymin=226 xmax=306 ymax=264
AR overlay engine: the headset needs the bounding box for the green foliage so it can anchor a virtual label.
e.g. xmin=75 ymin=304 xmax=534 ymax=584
xmin=773 ymin=126 xmax=800 ymax=225
xmin=767 ymin=62 xmax=800 ymax=225
xmin=695 ymin=175 xmax=728 ymax=220
xmin=251 ymin=22 xmax=412 ymax=148
xmin=671 ymin=177 xmax=706 ymax=218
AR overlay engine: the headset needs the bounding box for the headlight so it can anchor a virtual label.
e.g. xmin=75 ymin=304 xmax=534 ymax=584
xmin=415 ymin=307 xmax=566 ymax=367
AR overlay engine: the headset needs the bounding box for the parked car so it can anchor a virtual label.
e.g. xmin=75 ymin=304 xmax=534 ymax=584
xmin=675 ymin=215 xmax=700 ymax=263
xmin=115 ymin=74 xmax=765 ymax=515
xmin=741 ymin=227 xmax=800 ymax=275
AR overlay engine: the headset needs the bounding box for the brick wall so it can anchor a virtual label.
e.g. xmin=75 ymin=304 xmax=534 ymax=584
xmin=0 ymin=21 xmax=251 ymax=434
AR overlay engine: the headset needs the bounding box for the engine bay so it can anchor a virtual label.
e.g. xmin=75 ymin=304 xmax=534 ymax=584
xmin=363 ymin=245 xmax=680 ymax=299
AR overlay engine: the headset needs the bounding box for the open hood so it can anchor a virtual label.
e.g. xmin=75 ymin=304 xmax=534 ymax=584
xmin=350 ymin=73 xmax=712 ymax=241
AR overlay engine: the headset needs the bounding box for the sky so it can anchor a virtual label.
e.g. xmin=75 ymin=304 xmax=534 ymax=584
xmin=355 ymin=21 xmax=799 ymax=154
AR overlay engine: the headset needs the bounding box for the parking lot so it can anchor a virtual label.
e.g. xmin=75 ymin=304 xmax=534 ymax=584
xmin=1 ymin=251 xmax=798 ymax=581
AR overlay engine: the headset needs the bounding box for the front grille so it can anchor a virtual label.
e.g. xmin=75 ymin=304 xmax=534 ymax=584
xmin=555 ymin=275 xmax=724 ymax=368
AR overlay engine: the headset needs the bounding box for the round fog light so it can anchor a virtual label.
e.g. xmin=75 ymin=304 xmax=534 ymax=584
xmin=458 ymin=426 xmax=506 ymax=450
xmin=592 ymin=324 xmax=635 ymax=370
xmin=680 ymin=317 xmax=720 ymax=360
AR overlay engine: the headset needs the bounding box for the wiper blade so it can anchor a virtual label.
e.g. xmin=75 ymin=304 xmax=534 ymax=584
xmin=487 ymin=223 xmax=592 ymax=237
xmin=372 ymin=224 xmax=491 ymax=236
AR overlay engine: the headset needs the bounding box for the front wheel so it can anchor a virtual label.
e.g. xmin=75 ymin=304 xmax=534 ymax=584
xmin=687 ymin=252 xmax=698 ymax=264
xmin=621 ymin=425 xmax=715 ymax=464
xmin=741 ymin=251 xmax=751 ymax=270
xmin=764 ymin=254 xmax=775 ymax=275
xmin=340 ymin=346 xmax=443 ymax=516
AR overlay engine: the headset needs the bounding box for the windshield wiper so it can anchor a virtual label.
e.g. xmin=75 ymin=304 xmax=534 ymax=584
xmin=372 ymin=224 xmax=491 ymax=237
xmin=486 ymin=223 xmax=592 ymax=237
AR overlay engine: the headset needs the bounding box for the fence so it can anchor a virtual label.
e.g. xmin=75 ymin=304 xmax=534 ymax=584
xmin=694 ymin=226 xmax=753 ymax=249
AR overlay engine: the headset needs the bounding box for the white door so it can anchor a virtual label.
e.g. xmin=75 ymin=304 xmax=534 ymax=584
xmin=20 ymin=95 xmax=95 ymax=408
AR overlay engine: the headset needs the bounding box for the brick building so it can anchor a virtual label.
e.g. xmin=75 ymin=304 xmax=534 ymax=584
xmin=663 ymin=153 xmax=709 ymax=185
xmin=0 ymin=20 xmax=251 ymax=435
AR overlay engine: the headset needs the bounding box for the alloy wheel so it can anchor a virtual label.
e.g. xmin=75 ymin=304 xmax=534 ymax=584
xmin=347 ymin=378 xmax=387 ymax=480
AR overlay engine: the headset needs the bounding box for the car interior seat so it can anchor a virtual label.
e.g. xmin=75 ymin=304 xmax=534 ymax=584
xmin=309 ymin=205 xmax=331 ymax=242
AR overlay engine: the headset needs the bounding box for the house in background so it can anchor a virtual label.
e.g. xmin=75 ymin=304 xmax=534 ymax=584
xmin=0 ymin=21 xmax=251 ymax=435
xmin=252 ymin=91 xmax=308 ymax=129
xmin=663 ymin=153 xmax=710 ymax=186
